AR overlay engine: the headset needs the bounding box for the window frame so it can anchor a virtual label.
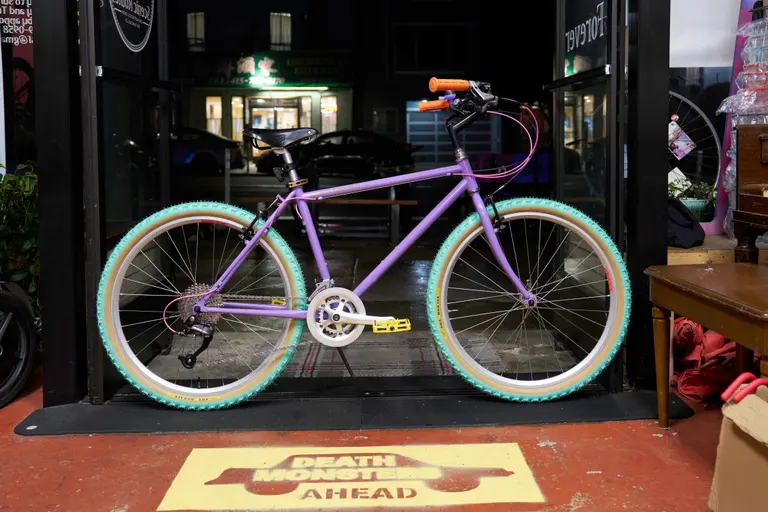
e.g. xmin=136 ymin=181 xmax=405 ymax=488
xmin=270 ymin=12 xmax=292 ymax=52
xmin=186 ymin=12 xmax=205 ymax=52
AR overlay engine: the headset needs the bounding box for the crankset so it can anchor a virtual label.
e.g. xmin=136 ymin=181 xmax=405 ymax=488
xmin=306 ymin=287 xmax=410 ymax=348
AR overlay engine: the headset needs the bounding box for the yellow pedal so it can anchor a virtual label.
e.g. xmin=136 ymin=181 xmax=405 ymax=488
xmin=373 ymin=318 xmax=411 ymax=333
xmin=271 ymin=298 xmax=286 ymax=306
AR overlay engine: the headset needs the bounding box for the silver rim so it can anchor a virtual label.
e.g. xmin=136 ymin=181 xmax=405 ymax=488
xmin=109 ymin=214 xmax=293 ymax=397
xmin=439 ymin=210 xmax=620 ymax=390
xmin=668 ymin=90 xmax=723 ymax=190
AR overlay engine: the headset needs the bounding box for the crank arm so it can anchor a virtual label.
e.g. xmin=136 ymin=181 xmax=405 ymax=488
xmin=333 ymin=311 xmax=395 ymax=326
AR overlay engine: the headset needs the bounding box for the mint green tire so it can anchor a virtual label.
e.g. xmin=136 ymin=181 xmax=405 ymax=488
xmin=97 ymin=201 xmax=306 ymax=410
xmin=427 ymin=198 xmax=631 ymax=401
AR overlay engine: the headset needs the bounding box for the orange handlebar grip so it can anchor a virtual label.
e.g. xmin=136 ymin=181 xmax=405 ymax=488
xmin=418 ymin=99 xmax=450 ymax=112
xmin=429 ymin=78 xmax=470 ymax=92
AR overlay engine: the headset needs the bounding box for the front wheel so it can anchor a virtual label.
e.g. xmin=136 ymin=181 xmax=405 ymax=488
xmin=427 ymin=197 xmax=630 ymax=401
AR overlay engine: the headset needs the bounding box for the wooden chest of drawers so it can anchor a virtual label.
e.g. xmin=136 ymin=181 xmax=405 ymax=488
xmin=734 ymin=124 xmax=768 ymax=263
xmin=736 ymin=124 xmax=768 ymax=216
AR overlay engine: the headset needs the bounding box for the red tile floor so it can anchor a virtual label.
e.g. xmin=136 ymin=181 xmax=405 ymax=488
xmin=1 ymin=370 xmax=723 ymax=511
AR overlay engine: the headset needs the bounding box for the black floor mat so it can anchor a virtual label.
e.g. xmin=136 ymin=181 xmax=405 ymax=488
xmin=15 ymin=389 xmax=693 ymax=436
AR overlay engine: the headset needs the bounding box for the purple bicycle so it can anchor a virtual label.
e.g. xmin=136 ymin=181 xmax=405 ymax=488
xmin=97 ymin=78 xmax=630 ymax=409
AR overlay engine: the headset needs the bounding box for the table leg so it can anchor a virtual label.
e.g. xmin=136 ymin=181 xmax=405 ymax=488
xmin=736 ymin=344 xmax=755 ymax=374
xmin=652 ymin=305 xmax=671 ymax=428
xmin=735 ymin=224 xmax=758 ymax=264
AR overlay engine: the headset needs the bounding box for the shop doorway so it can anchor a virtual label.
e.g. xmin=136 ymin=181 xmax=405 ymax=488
xmin=247 ymin=97 xmax=310 ymax=158
xmin=42 ymin=0 xmax=637 ymax=410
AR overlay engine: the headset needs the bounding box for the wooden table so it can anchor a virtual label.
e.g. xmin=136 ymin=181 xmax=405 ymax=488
xmin=645 ymin=263 xmax=768 ymax=428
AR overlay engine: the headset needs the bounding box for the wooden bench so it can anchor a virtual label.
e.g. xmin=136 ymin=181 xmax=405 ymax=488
xmin=645 ymin=263 xmax=768 ymax=428
xmin=232 ymin=195 xmax=419 ymax=244
xmin=667 ymin=234 xmax=768 ymax=265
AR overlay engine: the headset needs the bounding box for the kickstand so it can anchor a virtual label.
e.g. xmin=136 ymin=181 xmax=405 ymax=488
xmin=336 ymin=347 xmax=355 ymax=378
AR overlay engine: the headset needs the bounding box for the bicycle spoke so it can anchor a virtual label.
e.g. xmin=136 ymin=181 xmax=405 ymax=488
xmin=152 ymin=239 xmax=195 ymax=284
xmin=166 ymin=231 xmax=196 ymax=284
xmin=139 ymin=249 xmax=180 ymax=293
xmin=450 ymin=274 xmax=503 ymax=294
xmin=194 ymin=223 xmax=200 ymax=281
xmin=448 ymin=292 xmax=510 ymax=305
xmin=215 ymin=228 xmax=233 ymax=280
xmin=228 ymin=256 xmax=268 ymax=294
xmin=458 ymin=257 xmax=511 ymax=294
xmin=129 ymin=262 xmax=180 ymax=294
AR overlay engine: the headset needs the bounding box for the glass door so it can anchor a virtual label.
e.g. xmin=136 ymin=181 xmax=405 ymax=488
xmin=547 ymin=0 xmax=625 ymax=393
xmin=80 ymin=0 xmax=177 ymax=403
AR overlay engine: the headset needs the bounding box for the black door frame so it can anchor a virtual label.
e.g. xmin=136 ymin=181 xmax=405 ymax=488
xmin=624 ymin=0 xmax=671 ymax=389
xmin=33 ymin=0 xmax=88 ymax=407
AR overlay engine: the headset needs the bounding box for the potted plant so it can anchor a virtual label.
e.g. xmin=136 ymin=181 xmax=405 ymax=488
xmin=668 ymin=180 xmax=716 ymax=221
xmin=0 ymin=162 xmax=40 ymax=318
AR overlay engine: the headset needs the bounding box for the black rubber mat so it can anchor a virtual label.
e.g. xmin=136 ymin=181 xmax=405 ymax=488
xmin=15 ymin=390 xmax=693 ymax=436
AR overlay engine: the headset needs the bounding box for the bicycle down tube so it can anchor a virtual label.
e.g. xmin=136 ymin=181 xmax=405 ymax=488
xmin=197 ymin=159 xmax=534 ymax=320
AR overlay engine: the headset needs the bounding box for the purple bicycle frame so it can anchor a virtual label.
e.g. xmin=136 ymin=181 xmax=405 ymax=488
xmin=197 ymin=158 xmax=532 ymax=320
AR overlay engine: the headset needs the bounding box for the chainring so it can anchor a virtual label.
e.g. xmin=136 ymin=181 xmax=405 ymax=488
xmin=306 ymin=287 xmax=365 ymax=348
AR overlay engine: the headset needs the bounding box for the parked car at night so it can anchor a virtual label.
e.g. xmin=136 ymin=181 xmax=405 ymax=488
xmin=257 ymin=129 xmax=420 ymax=179
xmin=171 ymin=126 xmax=245 ymax=175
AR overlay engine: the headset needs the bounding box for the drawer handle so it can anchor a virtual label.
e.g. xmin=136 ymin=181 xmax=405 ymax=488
xmin=760 ymin=133 xmax=768 ymax=164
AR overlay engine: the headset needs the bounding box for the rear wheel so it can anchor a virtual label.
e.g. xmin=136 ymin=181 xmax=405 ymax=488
xmin=428 ymin=197 xmax=630 ymax=401
xmin=97 ymin=202 xmax=306 ymax=409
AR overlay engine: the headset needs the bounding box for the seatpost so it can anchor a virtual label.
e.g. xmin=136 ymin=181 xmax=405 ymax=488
xmin=275 ymin=148 xmax=300 ymax=182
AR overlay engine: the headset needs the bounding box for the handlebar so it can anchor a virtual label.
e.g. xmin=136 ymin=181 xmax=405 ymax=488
xmin=420 ymin=77 xmax=497 ymax=114
xmin=418 ymin=99 xmax=451 ymax=112
xmin=429 ymin=78 xmax=470 ymax=93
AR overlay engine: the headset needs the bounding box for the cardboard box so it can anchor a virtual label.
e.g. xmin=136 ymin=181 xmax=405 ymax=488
xmin=709 ymin=386 xmax=768 ymax=512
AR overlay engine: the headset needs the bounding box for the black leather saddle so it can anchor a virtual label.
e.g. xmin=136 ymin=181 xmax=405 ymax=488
xmin=243 ymin=127 xmax=318 ymax=148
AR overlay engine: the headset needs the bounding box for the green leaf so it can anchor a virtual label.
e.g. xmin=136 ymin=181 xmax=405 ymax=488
xmin=30 ymin=262 xmax=40 ymax=276
xmin=9 ymin=270 xmax=28 ymax=281
xmin=21 ymin=238 xmax=33 ymax=251
xmin=27 ymin=280 xmax=37 ymax=294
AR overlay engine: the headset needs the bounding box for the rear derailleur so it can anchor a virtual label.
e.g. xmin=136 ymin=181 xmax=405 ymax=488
xmin=177 ymin=314 xmax=214 ymax=370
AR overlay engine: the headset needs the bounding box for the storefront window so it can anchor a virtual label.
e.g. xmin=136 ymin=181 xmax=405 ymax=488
xmin=561 ymin=83 xmax=609 ymax=227
xmin=321 ymin=96 xmax=338 ymax=133
xmin=300 ymin=97 xmax=312 ymax=128
xmin=206 ymin=96 xmax=222 ymax=135
xmin=231 ymin=96 xmax=244 ymax=141
xmin=275 ymin=107 xmax=298 ymax=129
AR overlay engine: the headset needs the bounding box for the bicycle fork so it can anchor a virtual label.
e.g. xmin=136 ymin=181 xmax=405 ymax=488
xmin=463 ymin=172 xmax=535 ymax=306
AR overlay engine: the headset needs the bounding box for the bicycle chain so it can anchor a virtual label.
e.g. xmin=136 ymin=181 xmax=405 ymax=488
xmin=219 ymin=293 xmax=308 ymax=302
xmin=188 ymin=293 xmax=317 ymax=369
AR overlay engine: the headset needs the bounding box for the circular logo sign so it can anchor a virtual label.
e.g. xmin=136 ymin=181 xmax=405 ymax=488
xmin=109 ymin=0 xmax=155 ymax=53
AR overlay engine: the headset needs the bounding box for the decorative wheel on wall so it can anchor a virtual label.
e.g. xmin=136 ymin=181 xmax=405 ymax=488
xmin=668 ymin=90 xmax=723 ymax=189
